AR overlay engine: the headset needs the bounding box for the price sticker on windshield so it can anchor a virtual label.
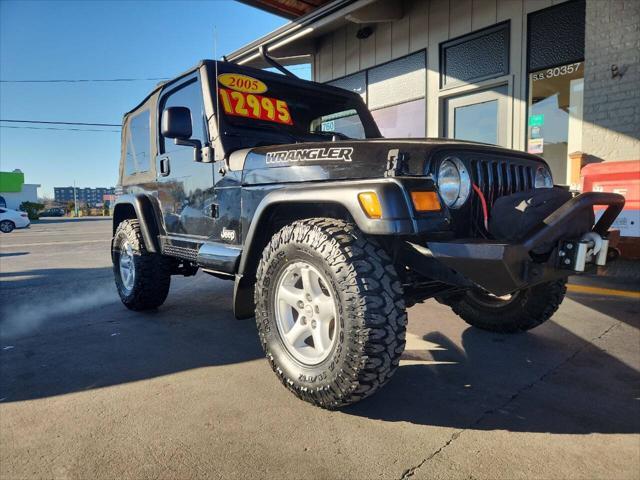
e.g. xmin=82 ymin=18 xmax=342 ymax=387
xmin=218 ymin=87 xmax=293 ymax=125
xmin=218 ymin=73 xmax=268 ymax=94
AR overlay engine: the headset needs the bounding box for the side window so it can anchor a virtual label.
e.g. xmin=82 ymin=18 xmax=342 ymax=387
xmin=161 ymin=79 xmax=207 ymax=154
xmin=125 ymin=110 xmax=151 ymax=175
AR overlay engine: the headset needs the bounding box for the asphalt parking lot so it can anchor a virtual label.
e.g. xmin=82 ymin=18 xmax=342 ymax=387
xmin=1 ymin=218 xmax=639 ymax=480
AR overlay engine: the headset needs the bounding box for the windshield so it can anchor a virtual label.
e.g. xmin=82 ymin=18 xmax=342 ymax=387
xmin=209 ymin=65 xmax=380 ymax=148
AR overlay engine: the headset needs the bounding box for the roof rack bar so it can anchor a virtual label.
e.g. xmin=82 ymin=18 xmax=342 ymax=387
xmin=258 ymin=45 xmax=298 ymax=78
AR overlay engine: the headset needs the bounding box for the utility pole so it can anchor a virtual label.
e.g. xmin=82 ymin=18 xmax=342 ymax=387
xmin=73 ymin=180 xmax=78 ymax=217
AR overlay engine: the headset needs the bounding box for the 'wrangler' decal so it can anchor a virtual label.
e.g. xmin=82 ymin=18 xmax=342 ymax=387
xmin=266 ymin=147 xmax=353 ymax=164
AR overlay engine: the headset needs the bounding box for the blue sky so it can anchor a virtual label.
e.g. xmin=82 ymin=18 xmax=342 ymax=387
xmin=0 ymin=0 xmax=289 ymax=197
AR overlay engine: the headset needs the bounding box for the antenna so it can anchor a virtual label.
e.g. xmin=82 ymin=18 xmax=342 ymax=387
xmin=213 ymin=27 xmax=221 ymax=152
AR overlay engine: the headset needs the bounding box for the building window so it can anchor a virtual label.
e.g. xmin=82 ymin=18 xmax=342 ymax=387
xmin=528 ymin=61 xmax=584 ymax=185
xmin=371 ymin=99 xmax=425 ymax=139
xmin=327 ymin=51 xmax=426 ymax=138
xmin=527 ymin=0 xmax=585 ymax=72
xmin=440 ymin=22 xmax=510 ymax=88
xmin=444 ymin=85 xmax=509 ymax=147
xmin=367 ymin=52 xmax=426 ymax=110
xmin=328 ymin=72 xmax=366 ymax=102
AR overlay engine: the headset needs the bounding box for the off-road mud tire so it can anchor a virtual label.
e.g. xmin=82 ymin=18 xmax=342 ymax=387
xmin=112 ymin=219 xmax=171 ymax=311
xmin=450 ymin=279 xmax=567 ymax=333
xmin=254 ymin=218 xmax=407 ymax=408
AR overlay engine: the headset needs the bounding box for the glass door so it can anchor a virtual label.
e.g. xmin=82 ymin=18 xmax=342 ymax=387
xmin=528 ymin=61 xmax=584 ymax=186
xmin=445 ymin=85 xmax=509 ymax=147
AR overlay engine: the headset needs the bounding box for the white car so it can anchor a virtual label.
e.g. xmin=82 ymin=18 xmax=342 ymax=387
xmin=0 ymin=207 xmax=30 ymax=233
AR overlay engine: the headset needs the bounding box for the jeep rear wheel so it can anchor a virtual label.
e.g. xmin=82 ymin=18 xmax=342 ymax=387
xmin=112 ymin=219 xmax=171 ymax=311
xmin=450 ymin=279 xmax=568 ymax=333
xmin=254 ymin=218 xmax=407 ymax=409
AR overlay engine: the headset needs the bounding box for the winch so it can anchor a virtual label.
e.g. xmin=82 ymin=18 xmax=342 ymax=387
xmin=558 ymin=231 xmax=610 ymax=272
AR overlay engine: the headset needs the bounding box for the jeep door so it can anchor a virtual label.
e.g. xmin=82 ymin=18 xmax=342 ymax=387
xmin=156 ymin=75 xmax=215 ymax=238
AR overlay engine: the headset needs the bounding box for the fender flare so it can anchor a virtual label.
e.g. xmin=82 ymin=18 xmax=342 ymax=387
xmin=237 ymin=179 xmax=418 ymax=278
xmin=113 ymin=194 xmax=163 ymax=253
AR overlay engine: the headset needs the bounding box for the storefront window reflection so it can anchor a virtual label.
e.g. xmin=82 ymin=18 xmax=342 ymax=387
xmin=371 ymin=99 xmax=425 ymax=138
xmin=528 ymin=61 xmax=584 ymax=185
xmin=454 ymin=100 xmax=498 ymax=145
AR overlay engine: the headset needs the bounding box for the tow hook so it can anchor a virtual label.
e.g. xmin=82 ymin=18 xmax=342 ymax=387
xmin=558 ymin=232 xmax=609 ymax=272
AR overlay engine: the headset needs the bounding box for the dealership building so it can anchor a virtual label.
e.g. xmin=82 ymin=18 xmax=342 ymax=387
xmin=230 ymin=0 xmax=639 ymax=190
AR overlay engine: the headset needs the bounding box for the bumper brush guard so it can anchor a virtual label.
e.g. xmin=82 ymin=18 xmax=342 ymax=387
xmin=426 ymin=192 xmax=625 ymax=296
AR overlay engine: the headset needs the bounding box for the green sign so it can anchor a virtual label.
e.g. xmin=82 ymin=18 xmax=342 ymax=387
xmin=0 ymin=171 xmax=25 ymax=193
xmin=529 ymin=114 xmax=544 ymax=127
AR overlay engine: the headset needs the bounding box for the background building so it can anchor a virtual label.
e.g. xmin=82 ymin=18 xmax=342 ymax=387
xmin=230 ymin=0 xmax=639 ymax=190
xmin=0 ymin=170 xmax=40 ymax=210
xmin=54 ymin=187 xmax=115 ymax=207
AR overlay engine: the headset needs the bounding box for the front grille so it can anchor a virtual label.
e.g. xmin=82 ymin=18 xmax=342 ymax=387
xmin=438 ymin=153 xmax=543 ymax=238
xmin=469 ymin=158 xmax=537 ymax=209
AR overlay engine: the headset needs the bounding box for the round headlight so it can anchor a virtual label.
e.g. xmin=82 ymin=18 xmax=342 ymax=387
xmin=534 ymin=166 xmax=553 ymax=188
xmin=437 ymin=156 xmax=471 ymax=208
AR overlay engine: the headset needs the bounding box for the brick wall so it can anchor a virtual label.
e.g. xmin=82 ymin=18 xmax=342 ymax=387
xmin=582 ymin=0 xmax=640 ymax=162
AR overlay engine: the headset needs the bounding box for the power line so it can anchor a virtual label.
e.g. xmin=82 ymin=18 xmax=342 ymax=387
xmin=1 ymin=119 xmax=120 ymax=127
xmin=1 ymin=125 xmax=120 ymax=132
xmin=0 ymin=77 xmax=169 ymax=83
xmin=0 ymin=68 xmax=311 ymax=84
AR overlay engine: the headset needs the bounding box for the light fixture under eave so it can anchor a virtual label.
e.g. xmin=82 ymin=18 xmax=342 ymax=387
xmin=237 ymin=26 xmax=314 ymax=66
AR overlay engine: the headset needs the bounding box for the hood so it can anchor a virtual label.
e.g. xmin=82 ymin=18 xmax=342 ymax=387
xmin=240 ymin=138 xmax=547 ymax=185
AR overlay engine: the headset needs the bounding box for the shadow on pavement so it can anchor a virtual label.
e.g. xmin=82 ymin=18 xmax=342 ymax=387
xmin=566 ymin=291 xmax=640 ymax=330
xmin=345 ymin=317 xmax=640 ymax=434
xmin=1 ymin=268 xmax=264 ymax=404
xmin=0 ymin=252 xmax=29 ymax=258
xmin=1 ymin=263 xmax=639 ymax=435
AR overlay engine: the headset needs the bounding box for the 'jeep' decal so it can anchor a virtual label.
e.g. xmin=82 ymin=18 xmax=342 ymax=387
xmin=266 ymin=147 xmax=353 ymax=164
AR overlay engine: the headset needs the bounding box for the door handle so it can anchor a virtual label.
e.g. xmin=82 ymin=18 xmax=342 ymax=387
xmin=159 ymin=157 xmax=170 ymax=176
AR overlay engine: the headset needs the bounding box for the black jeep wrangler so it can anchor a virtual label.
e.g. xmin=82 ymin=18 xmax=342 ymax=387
xmin=112 ymin=59 xmax=624 ymax=408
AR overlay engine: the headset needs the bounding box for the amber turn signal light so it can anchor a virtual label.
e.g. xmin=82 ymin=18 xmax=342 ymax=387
xmin=358 ymin=192 xmax=382 ymax=219
xmin=410 ymin=191 xmax=441 ymax=212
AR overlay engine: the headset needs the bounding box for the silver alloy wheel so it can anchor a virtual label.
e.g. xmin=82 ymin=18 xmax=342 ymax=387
xmin=119 ymin=241 xmax=135 ymax=294
xmin=274 ymin=261 xmax=338 ymax=365
xmin=0 ymin=221 xmax=14 ymax=233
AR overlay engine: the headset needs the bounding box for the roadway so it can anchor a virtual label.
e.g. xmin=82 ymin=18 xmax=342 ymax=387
xmin=1 ymin=218 xmax=638 ymax=479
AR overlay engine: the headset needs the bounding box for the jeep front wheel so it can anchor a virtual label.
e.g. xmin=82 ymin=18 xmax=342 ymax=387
xmin=254 ymin=218 xmax=407 ymax=409
xmin=450 ymin=279 xmax=568 ymax=333
xmin=112 ymin=219 xmax=171 ymax=311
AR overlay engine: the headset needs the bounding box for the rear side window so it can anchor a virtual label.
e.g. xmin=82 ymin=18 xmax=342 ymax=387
xmin=125 ymin=110 xmax=151 ymax=175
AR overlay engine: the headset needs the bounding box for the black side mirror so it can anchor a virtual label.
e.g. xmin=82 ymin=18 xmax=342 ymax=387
xmin=161 ymin=106 xmax=192 ymax=139
xmin=161 ymin=106 xmax=204 ymax=162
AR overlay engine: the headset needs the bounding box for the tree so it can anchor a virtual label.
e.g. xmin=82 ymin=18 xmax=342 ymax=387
xmin=19 ymin=201 xmax=45 ymax=220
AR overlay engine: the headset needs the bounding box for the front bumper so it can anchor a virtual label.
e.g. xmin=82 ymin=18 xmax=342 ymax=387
xmin=418 ymin=192 xmax=625 ymax=295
